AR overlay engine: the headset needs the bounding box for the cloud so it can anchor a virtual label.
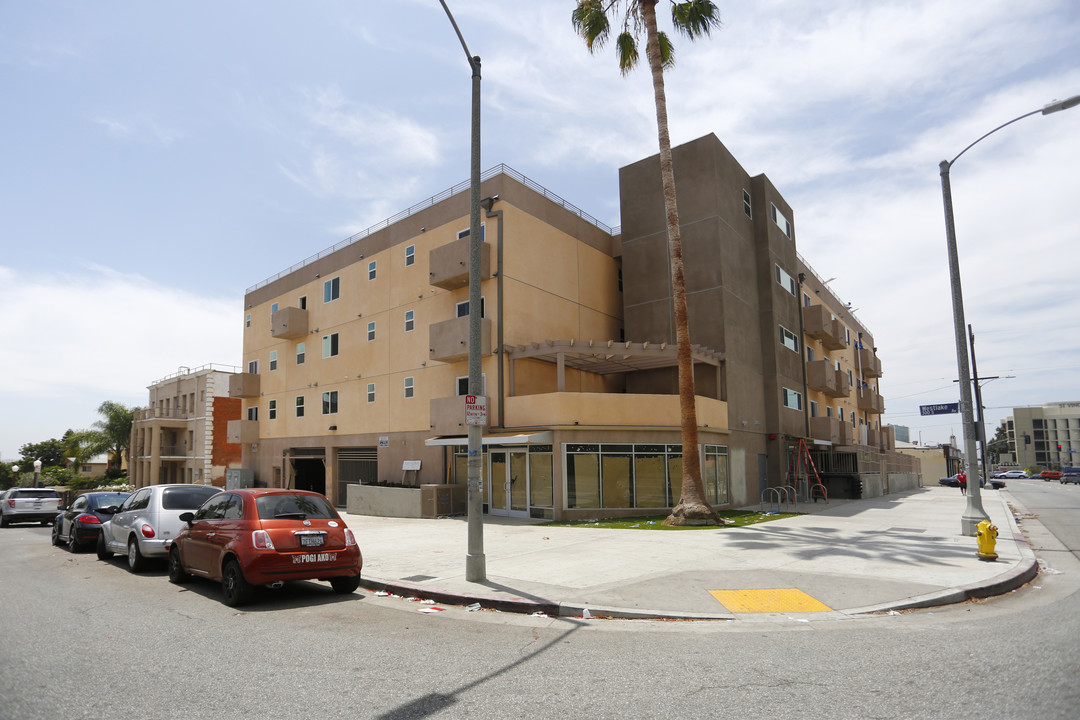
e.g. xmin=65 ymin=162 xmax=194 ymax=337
xmin=0 ymin=264 xmax=240 ymax=400
xmin=91 ymin=114 xmax=183 ymax=146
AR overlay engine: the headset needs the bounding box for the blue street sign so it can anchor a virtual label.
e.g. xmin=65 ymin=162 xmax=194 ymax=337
xmin=920 ymin=403 xmax=960 ymax=416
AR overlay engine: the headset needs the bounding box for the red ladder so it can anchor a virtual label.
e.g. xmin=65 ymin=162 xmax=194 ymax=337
xmin=787 ymin=438 xmax=827 ymax=503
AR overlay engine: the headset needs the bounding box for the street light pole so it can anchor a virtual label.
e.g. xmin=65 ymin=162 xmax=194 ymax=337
xmin=939 ymin=93 xmax=1080 ymax=535
xmin=439 ymin=0 xmax=486 ymax=582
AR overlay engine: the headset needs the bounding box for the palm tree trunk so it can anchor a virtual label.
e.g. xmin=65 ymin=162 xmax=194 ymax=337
xmin=640 ymin=1 xmax=721 ymax=526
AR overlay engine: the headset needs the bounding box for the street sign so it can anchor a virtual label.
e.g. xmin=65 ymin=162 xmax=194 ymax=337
xmin=464 ymin=395 xmax=487 ymax=425
xmin=920 ymin=402 xmax=960 ymax=416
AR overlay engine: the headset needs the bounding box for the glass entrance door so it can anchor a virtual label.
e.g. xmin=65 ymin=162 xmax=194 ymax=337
xmin=489 ymin=449 xmax=529 ymax=518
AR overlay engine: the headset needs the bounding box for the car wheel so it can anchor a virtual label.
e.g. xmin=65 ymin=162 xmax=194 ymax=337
xmin=168 ymin=546 xmax=191 ymax=584
xmin=330 ymin=575 xmax=361 ymax=594
xmin=68 ymin=525 xmax=81 ymax=552
xmin=51 ymin=520 xmax=62 ymax=546
xmin=221 ymin=560 xmax=253 ymax=607
xmin=96 ymin=532 xmax=114 ymax=560
xmin=126 ymin=538 xmax=146 ymax=573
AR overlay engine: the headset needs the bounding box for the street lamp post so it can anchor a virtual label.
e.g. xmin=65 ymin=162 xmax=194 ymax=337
xmin=939 ymin=94 xmax=1080 ymax=535
xmin=439 ymin=0 xmax=486 ymax=582
xmin=11 ymin=465 xmax=19 ymax=487
xmin=33 ymin=459 xmax=42 ymax=488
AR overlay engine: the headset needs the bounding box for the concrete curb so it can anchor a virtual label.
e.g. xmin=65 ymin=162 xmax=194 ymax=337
xmin=359 ymin=577 xmax=561 ymax=616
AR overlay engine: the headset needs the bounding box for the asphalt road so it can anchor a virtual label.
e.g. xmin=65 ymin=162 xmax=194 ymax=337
xmin=1 ymin=487 xmax=1078 ymax=720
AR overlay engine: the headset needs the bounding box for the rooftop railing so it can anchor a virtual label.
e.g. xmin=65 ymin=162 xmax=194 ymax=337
xmin=246 ymin=164 xmax=618 ymax=294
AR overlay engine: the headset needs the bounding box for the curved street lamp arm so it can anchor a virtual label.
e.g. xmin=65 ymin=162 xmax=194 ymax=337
xmin=439 ymin=0 xmax=480 ymax=73
xmin=947 ymin=94 xmax=1080 ymax=167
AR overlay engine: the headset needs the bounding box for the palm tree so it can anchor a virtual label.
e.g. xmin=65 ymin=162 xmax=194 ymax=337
xmin=573 ymin=0 xmax=723 ymax=525
xmin=89 ymin=401 xmax=137 ymax=475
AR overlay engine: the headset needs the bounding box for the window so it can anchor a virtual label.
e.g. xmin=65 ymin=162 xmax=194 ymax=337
xmin=404 ymin=377 xmax=414 ymax=399
xmin=779 ymin=325 xmax=799 ymax=353
xmin=404 ymin=310 xmax=414 ymax=332
xmin=295 ymin=396 xmax=305 ymax=417
xmin=296 ymin=342 xmax=305 ymax=365
xmin=405 ymin=245 xmax=415 ymax=266
xmin=366 ymin=383 xmax=375 ymax=403
xmin=367 ymin=260 xmax=376 ymax=280
xmin=323 ymin=333 xmax=339 ymax=358
xmin=844 ymin=327 xmax=851 ymax=345
xmin=270 ymin=302 xmax=279 ymax=314
xmin=848 ymin=369 xmax=854 ymax=386
xmin=268 ymin=400 xmax=277 ymax=420
xmin=247 ymin=406 xmax=258 ymax=421
xmin=245 ymin=313 xmax=251 ymax=328
xmin=839 ymin=407 xmax=846 ymax=421
xmin=771 ymin=203 xmax=792 ymax=238
xmin=269 ymin=350 xmax=278 ymax=371
xmin=456 ymin=297 xmax=485 ymax=318
xmin=810 ymin=401 xmax=819 ymax=418
xmin=803 ymin=292 xmax=812 ymax=308
xmin=298 ymin=295 xmax=307 ymax=310
xmin=742 ymin=189 xmax=752 ymax=218
xmin=456 ymin=375 xmax=486 ymax=396
xmin=247 ymin=360 xmax=259 ymax=375
xmin=806 ymin=346 xmax=815 ymax=362
xmin=775 ymin=265 xmax=796 ymax=296
xmin=457 ymin=224 xmax=485 ymax=241
xmin=322 ymin=390 xmax=338 ymax=415
xmin=782 ymin=388 xmax=802 ymax=411
xmin=323 ymin=277 xmax=340 ymax=303
xmin=367 ymin=321 xmax=376 ymax=341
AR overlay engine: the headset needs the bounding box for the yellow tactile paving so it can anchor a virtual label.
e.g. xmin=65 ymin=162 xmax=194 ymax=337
xmin=709 ymin=588 xmax=833 ymax=613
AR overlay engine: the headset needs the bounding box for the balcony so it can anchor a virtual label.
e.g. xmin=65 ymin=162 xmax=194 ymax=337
xmin=833 ymin=369 xmax=851 ymax=398
xmin=229 ymin=373 xmax=260 ymax=398
xmin=430 ymin=395 xmax=490 ymax=435
xmin=227 ymin=419 xmax=259 ymax=444
xmin=859 ymin=347 xmax=882 ymax=377
xmin=803 ymin=305 xmax=845 ymax=350
xmin=504 ymin=392 xmax=728 ymax=431
xmin=429 ymin=315 xmax=491 ymax=364
xmin=810 ymin=416 xmax=841 ymax=444
xmin=271 ymin=306 xmax=308 ymax=339
xmin=429 ymin=237 xmax=491 ymax=290
xmin=837 ymin=420 xmax=856 ymax=445
xmin=806 ymin=360 xmax=837 ymax=395
xmin=856 ymin=390 xmax=885 ymax=415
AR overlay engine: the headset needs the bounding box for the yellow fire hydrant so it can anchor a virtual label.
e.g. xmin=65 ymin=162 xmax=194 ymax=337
xmin=975 ymin=519 xmax=998 ymax=561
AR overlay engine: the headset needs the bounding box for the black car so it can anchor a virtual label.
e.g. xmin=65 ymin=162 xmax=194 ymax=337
xmin=53 ymin=491 xmax=131 ymax=552
xmin=938 ymin=474 xmax=1004 ymax=490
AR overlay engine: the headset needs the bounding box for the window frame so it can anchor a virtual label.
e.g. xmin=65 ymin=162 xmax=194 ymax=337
xmin=779 ymin=325 xmax=800 ymax=353
xmin=296 ymin=342 xmax=305 ymax=365
xmin=405 ymin=244 xmax=415 ymax=267
xmin=323 ymin=277 xmax=340 ymax=303
xmin=404 ymin=376 xmax=415 ymax=399
xmin=782 ymin=387 xmax=803 ymax=411
xmin=322 ymin=390 xmax=338 ymax=415
xmin=295 ymin=395 xmax=305 ymax=418
xmin=323 ymin=333 xmax=339 ymax=358
xmin=367 ymin=321 xmax=376 ymax=342
xmin=404 ymin=309 xmax=414 ymax=332
xmin=367 ymin=260 xmax=377 ymax=281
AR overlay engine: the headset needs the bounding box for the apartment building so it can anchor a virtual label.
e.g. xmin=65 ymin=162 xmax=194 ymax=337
xmin=232 ymin=134 xmax=915 ymax=519
xmin=129 ymin=365 xmax=242 ymax=487
xmin=1002 ymin=401 xmax=1080 ymax=470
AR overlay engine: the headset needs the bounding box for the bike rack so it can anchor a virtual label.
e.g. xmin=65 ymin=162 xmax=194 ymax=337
xmin=760 ymin=486 xmax=797 ymax=514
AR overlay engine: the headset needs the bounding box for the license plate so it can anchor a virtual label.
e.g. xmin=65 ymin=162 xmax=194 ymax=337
xmin=300 ymin=534 xmax=325 ymax=547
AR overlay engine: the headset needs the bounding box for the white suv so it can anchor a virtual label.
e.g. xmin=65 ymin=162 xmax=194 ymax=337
xmin=0 ymin=488 xmax=62 ymax=527
xmin=97 ymin=484 xmax=221 ymax=572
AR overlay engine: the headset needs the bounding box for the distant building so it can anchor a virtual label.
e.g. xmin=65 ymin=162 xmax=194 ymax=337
xmin=232 ymin=134 xmax=917 ymax=518
xmin=129 ymin=365 xmax=243 ymax=487
xmin=888 ymin=425 xmax=911 ymax=444
xmin=895 ymin=442 xmax=961 ymax=486
xmin=1002 ymin=401 xmax=1080 ymax=470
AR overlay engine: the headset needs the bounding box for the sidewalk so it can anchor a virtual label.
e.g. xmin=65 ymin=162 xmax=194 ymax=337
xmin=342 ymin=485 xmax=1037 ymax=621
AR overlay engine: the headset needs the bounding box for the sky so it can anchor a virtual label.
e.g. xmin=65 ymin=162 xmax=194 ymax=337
xmin=2 ymin=0 xmax=1078 ymax=460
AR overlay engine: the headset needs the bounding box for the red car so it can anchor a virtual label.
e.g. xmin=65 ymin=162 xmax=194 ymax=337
xmin=168 ymin=488 xmax=362 ymax=606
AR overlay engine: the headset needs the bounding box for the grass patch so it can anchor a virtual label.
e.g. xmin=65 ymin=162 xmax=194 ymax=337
xmin=539 ymin=509 xmax=801 ymax=530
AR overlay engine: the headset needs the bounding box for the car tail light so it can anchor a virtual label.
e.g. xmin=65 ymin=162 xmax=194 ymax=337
xmin=252 ymin=530 xmax=275 ymax=550
xmin=78 ymin=515 xmax=102 ymax=525
xmin=5 ymin=500 xmax=13 ymax=508
xmin=140 ymin=524 xmax=156 ymax=539
xmin=344 ymin=528 xmax=356 ymax=547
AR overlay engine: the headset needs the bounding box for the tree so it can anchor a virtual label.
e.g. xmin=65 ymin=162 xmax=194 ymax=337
xmin=573 ymin=0 xmax=723 ymax=525
xmin=62 ymin=431 xmax=99 ymax=479
xmin=89 ymin=401 xmax=137 ymax=474
xmin=986 ymin=422 xmax=1010 ymax=465
xmin=18 ymin=438 xmax=67 ymax=468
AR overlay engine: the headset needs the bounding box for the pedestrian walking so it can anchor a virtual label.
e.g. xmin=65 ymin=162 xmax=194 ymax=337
xmin=958 ymin=471 xmax=967 ymax=495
